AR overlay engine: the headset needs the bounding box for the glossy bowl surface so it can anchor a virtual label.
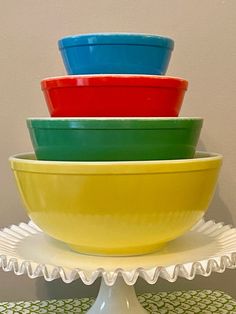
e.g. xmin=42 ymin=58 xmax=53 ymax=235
xmin=27 ymin=118 xmax=203 ymax=161
xmin=10 ymin=152 xmax=222 ymax=256
xmin=41 ymin=75 xmax=188 ymax=117
xmin=58 ymin=33 xmax=174 ymax=75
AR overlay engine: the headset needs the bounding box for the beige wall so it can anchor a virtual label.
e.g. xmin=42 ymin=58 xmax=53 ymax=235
xmin=0 ymin=0 xmax=236 ymax=301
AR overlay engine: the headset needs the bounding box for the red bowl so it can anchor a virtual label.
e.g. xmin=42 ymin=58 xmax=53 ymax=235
xmin=41 ymin=75 xmax=188 ymax=117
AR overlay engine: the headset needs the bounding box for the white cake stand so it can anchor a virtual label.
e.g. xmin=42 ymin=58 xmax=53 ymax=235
xmin=0 ymin=219 xmax=236 ymax=314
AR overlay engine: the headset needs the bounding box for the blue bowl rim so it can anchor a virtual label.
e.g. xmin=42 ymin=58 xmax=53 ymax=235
xmin=58 ymin=33 xmax=174 ymax=50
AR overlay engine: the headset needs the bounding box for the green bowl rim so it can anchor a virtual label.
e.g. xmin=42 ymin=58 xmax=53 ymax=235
xmin=27 ymin=117 xmax=203 ymax=130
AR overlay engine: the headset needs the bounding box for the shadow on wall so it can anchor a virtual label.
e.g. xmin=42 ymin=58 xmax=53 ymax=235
xmin=197 ymin=139 xmax=234 ymax=226
xmin=35 ymin=277 xmax=101 ymax=300
xmin=35 ymin=269 xmax=236 ymax=301
xmin=205 ymin=186 xmax=233 ymax=226
xmin=135 ymin=269 xmax=236 ymax=298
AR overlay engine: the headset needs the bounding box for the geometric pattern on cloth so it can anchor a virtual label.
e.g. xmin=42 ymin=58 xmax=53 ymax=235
xmin=0 ymin=290 xmax=236 ymax=313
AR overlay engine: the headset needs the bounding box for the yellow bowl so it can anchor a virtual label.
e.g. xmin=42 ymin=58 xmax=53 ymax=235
xmin=10 ymin=152 xmax=222 ymax=256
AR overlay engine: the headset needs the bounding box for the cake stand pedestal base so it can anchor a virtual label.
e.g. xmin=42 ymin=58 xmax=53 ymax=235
xmin=87 ymin=277 xmax=147 ymax=314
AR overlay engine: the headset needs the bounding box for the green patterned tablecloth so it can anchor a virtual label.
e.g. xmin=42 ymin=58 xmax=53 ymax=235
xmin=0 ymin=290 xmax=236 ymax=313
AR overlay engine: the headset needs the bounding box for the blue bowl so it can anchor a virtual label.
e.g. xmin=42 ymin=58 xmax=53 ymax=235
xmin=58 ymin=33 xmax=174 ymax=75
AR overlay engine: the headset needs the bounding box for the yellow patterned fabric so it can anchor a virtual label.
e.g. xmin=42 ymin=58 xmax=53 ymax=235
xmin=0 ymin=290 xmax=236 ymax=313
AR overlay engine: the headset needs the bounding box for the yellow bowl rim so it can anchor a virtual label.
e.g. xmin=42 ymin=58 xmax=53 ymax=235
xmin=9 ymin=151 xmax=222 ymax=175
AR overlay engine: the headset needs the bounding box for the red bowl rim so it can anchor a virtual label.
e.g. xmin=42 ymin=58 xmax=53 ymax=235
xmin=41 ymin=74 xmax=188 ymax=90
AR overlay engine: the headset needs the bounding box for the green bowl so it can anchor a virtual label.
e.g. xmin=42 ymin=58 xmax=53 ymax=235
xmin=27 ymin=118 xmax=203 ymax=161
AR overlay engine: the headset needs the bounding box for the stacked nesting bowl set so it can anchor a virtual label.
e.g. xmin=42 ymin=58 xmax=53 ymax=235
xmin=10 ymin=33 xmax=222 ymax=256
